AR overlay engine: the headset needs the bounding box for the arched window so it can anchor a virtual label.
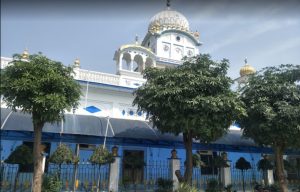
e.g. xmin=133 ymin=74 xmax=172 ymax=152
xmin=133 ymin=54 xmax=143 ymax=72
xmin=121 ymin=52 xmax=131 ymax=70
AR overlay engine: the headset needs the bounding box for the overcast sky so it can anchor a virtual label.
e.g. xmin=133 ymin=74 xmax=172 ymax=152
xmin=1 ymin=0 xmax=300 ymax=78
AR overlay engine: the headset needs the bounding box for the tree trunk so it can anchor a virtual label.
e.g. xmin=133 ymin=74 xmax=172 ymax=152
xmin=274 ymin=146 xmax=288 ymax=192
xmin=97 ymin=165 xmax=101 ymax=192
xmin=183 ymin=132 xmax=193 ymax=184
xmin=32 ymin=122 xmax=44 ymax=192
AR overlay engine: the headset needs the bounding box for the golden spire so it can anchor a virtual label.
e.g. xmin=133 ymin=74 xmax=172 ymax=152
xmin=240 ymin=58 xmax=256 ymax=77
xmin=22 ymin=48 xmax=29 ymax=59
xmin=74 ymin=58 xmax=80 ymax=68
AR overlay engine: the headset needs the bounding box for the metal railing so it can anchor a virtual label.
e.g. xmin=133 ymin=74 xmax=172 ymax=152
xmin=0 ymin=163 xmax=109 ymax=192
xmin=1 ymin=161 xmax=300 ymax=192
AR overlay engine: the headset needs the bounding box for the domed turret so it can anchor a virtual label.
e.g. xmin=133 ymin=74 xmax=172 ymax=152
xmin=74 ymin=58 xmax=80 ymax=68
xmin=22 ymin=49 xmax=29 ymax=59
xmin=148 ymin=8 xmax=189 ymax=34
xmin=240 ymin=58 xmax=256 ymax=77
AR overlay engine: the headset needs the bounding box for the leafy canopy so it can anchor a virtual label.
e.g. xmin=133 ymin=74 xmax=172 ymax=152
xmin=48 ymin=143 xmax=74 ymax=164
xmin=89 ymin=145 xmax=115 ymax=165
xmin=257 ymin=158 xmax=273 ymax=171
xmin=133 ymin=54 xmax=245 ymax=142
xmin=1 ymin=53 xmax=81 ymax=125
xmin=239 ymin=64 xmax=300 ymax=149
xmin=5 ymin=144 xmax=33 ymax=165
xmin=235 ymin=157 xmax=251 ymax=171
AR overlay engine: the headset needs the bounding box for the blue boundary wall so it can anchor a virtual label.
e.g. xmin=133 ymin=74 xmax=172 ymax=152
xmin=2 ymin=130 xmax=299 ymax=155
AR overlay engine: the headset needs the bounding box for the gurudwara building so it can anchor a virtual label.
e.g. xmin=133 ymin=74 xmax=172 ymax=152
xmin=1 ymin=3 xmax=299 ymax=192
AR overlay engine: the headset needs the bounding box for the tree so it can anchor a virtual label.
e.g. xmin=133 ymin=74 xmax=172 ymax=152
xmin=238 ymin=64 xmax=300 ymax=192
xmin=133 ymin=54 xmax=245 ymax=183
xmin=257 ymin=156 xmax=273 ymax=186
xmin=89 ymin=145 xmax=115 ymax=192
xmin=5 ymin=144 xmax=33 ymax=192
xmin=48 ymin=143 xmax=77 ymax=179
xmin=235 ymin=157 xmax=251 ymax=192
xmin=1 ymin=53 xmax=81 ymax=192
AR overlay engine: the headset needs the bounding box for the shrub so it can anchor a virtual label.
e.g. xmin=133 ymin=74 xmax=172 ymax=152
xmin=206 ymin=179 xmax=219 ymax=192
xmin=176 ymin=183 xmax=198 ymax=192
xmin=42 ymin=174 xmax=62 ymax=192
xmin=156 ymin=178 xmax=173 ymax=192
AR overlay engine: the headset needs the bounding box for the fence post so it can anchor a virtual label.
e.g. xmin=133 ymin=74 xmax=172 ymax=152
xmin=169 ymin=149 xmax=180 ymax=191
xmin=109 ymin=146 xmax=120 ymax=192
xmin=220 ymin=152 xmax=231 ymax=187
xmin=263 ymin=170 xmax=274 ymax=185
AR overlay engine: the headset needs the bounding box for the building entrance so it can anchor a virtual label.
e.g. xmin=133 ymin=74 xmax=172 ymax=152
xmin=122 ymin=150 xmax=145 ymax=184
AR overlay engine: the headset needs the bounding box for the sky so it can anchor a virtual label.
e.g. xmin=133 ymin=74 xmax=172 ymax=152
xmin=1 ymin=0 xmax=300 ymax=79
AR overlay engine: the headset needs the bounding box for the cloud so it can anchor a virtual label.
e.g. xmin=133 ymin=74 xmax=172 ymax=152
xmin=261 ymin=36 xmax=300 ymax=56
xmin=203 ymin=19 xmax=299 ymax=53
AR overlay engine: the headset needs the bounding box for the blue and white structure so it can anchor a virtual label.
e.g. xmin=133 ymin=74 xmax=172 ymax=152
xmin=1 ymin=2 xmax=299 ymax=191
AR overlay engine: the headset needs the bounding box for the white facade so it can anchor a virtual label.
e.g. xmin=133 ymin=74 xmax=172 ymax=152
xmin=1 ymin=6 xmax=202 ymax=121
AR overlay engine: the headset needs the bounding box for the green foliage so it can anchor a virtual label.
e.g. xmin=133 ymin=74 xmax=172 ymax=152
xmin=134 ymin=54 xmax=245 ymax=182
xmin=206 ymin=179 xmax=220 ymax=192
xmin=265 ymin=183 xmax=280 ymax=192
xmin=5 ymin=144 xmax=33 ymax=165
xmin=257 ymin=158 xmax=273 ymax=171
xmin=156 ymin=178 xmax=173 ymax=192
xmin=192 ymin=153 xmax=205 ymax=168
xmin=48 ymin=143 xmax=74 ymax=164
xmin=134 ymin=54 xmax=245 ymax=142
xmin=235 ymin=157 xmax=251 ymax=170
xmin=1 ymin=53 xmax=81 ymax=125
xmin=211 ymin=155 xmax=229 ymax=168
xmin=42 ymin=173 xmax=62 ymax=192
xmin=89 ymin=145 xmax=115 ymax=165
xmin=176 ymin=183 xmax=199 ymax=192
xmin=238 ymin=64 xmax=300 ymax=191
xmin=224 ymin=184 xmax=233 ymax=192
xmin=239 ymin=64 xmax=300 ymax=149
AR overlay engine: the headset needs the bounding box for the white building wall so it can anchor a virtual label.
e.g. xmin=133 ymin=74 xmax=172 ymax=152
xmin=155 ymin=32 xmax=199 ymax=61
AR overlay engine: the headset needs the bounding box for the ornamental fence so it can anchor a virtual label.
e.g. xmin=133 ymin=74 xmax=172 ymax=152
xmin=1 ymin=161 xmax=300 ymax=192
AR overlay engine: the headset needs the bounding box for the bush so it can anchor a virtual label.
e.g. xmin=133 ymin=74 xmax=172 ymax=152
xmin=224 ymin=184 xmax=233 ymax=192
xmin=206 ymin=179 xmax=219 ymax=192
xmin=42 ymin=174 xmax=62 ymax=192
xmin=176 ymin=183 xmax=198 ymax=192
xmin=156 ymin=178 xmax=173 ymax=192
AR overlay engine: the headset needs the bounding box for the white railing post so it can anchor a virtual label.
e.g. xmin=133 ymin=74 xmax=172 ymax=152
xmin=109 ymin=146 xmax=120 ymax=192
xmin=220 ymin=152 xmax=231 ymax=187
xmin=169 ymin=149 xmax=180 ymax=191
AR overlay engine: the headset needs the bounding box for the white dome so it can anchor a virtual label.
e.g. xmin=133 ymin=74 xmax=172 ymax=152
xmin=148 ymin=8 xmax=189 ymax=32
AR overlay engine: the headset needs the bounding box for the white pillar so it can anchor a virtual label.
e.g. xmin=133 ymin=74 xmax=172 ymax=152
xmin=263 ymin=170 xmax=274 ymax=185
xmin=119 ymin=53 xmax=123 ymax=71
xmin=41 ymin=154 xmax=46 ymax=173
xmin=220 ymin=152 xmax=231 ymax=187
xmin=109 ymin=146 xmax=120 ymax=192
xmin=130 ymin=53 xmax=134 ymax=71
xmin=169 ymin=149 xmax=180 ymax=191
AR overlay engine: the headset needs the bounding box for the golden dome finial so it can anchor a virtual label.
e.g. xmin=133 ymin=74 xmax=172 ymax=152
xmin=74 ymin=58 xmax=80 ymax=68
xmin=22 ymin=48 xmax=29 ymax=59
xmin=240 ymin=58 xmax=256 ymax=77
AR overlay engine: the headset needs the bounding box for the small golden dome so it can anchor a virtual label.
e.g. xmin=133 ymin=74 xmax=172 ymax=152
xmin=74 ymin=58 xmax=80 ymax=67
xmin=240 ymin=59 xmax=256 ymax=77
xmin=22 ymin=49 xmax=29 ymax=59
